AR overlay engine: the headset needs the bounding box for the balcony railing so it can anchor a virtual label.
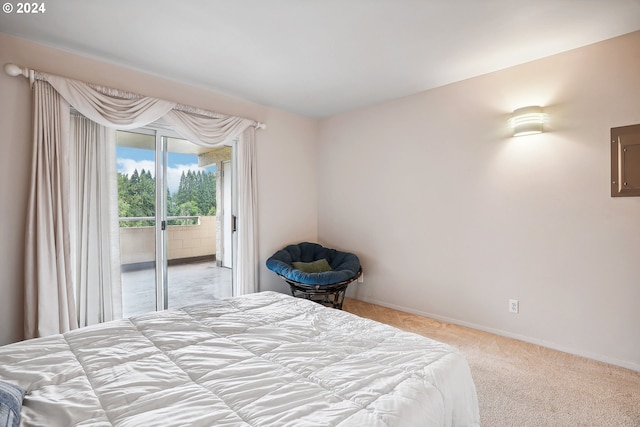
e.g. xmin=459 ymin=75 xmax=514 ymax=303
xmin=119 ymin=215 xmax=217 ymax=265
xmin=119 ymin=215 xmax=200 ymax=226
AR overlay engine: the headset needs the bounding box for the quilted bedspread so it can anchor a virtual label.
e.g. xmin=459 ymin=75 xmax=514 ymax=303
xmin=0 ymin=291 xmax=479 ymax=426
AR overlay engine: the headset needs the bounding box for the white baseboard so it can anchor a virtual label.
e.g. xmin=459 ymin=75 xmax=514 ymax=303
xmin=356 ymin=296 xmax=640 ymax=373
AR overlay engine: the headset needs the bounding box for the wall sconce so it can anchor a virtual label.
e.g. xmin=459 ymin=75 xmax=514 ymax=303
xmin=508 ymin=106 xmax=548 ymax=136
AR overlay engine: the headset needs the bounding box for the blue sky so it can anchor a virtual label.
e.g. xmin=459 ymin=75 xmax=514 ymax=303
xmin=117 ymin=146 xmax=216 ymax=194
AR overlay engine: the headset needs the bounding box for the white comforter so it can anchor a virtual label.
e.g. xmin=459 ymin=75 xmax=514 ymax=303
xmin=0 ymin=291 xmax=479 ymax=426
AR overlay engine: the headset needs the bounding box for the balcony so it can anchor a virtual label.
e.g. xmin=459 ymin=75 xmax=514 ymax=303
xmin=119 ymin=215 xmax=232 ymax=317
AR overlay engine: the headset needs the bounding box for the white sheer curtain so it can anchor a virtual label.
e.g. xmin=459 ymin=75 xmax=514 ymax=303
xmin=24 ymin=81 xmax=77 ymax=339
xmin=70 ymin=114 xmax=122 ymax=327
xmin=234 ymin=127 xmax=259 ymax=295
xmin=25 ymin=72 xmax=261 ymax=337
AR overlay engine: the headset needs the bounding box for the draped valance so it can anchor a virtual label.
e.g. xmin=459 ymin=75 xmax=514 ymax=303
xmin=39 ymin=71 xmax=261 ymax=145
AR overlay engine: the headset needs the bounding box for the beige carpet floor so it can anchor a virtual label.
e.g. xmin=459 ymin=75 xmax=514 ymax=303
xmin=342 ymin=298 xmax=640 ymax=427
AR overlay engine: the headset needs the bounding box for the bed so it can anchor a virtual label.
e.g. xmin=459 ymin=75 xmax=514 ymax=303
xmin=0 ymin=291 xmax=480 ymax=426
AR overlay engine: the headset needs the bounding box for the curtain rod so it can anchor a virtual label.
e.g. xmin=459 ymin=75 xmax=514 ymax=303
xmin=4 ymin=63 xmax=267 ymax=130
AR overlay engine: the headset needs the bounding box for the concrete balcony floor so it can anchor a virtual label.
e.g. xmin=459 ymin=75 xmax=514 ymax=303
xmin=121 ymin=260 xmax=232 ymax=317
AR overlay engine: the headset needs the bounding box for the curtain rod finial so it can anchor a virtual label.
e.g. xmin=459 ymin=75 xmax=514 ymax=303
xmin=4 ymin=63 xmax=28 ymax=77
xmin=5 ymin=63 xmax=35 ymax=86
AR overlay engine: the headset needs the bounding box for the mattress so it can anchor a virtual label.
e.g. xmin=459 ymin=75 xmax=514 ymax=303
xmin=0 ymin=291 xmax=480 ymax=426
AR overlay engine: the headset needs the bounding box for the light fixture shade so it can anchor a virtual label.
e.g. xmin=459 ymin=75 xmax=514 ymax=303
xmin=509 ymin=106 xmax=548 ymax=136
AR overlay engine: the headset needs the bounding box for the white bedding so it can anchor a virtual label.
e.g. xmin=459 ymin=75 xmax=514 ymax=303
xmin=0 ymin=291 xmax=479 ymax=426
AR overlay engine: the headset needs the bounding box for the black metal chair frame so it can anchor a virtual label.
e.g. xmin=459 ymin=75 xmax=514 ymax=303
xmin=277 ymin=267 xmax=362 ymax=310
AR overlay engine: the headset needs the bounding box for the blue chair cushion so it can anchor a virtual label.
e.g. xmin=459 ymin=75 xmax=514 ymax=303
xmin=266 ymin=242 xmax=360 ymax=286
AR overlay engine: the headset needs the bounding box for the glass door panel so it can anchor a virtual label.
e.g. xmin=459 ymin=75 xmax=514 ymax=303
xmin=116 ymin=131 xmax=157 ymax=317
xmin=164 ymin=137 xmax=233 ymax=309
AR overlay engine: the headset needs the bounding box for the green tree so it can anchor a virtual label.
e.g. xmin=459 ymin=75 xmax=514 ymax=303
xmin=118 ymin=166 xmax=216 ymax=228
xmin=173 ymin=169 xmax=216 ymax=216
xmin=118 ymin=169 xmax=155 ymax=227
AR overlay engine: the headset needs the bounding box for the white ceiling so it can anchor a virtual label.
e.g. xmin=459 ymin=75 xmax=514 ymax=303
xmin=1 ymin=0 xmax=639 ymax=118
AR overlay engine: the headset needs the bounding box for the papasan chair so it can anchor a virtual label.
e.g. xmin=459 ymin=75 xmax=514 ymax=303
xmin=266 ymin=242 xmax=362 ymax=309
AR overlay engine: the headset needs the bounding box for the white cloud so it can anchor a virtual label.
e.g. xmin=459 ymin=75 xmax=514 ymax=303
xmin=117 ymin=158 xmax=156 ymax=177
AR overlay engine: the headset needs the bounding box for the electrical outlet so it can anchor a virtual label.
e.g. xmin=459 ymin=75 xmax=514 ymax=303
xmin=509 ymin=299 xmax=519 ymax=314
xmin=357 ymin=273 xmax=364 ymax=283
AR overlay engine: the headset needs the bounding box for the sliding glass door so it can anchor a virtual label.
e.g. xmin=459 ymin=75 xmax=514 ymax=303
xmin=117 ymin=126 xmax=233 ymax=317
xmin=116 ymin=130 xmax=158 ymax=316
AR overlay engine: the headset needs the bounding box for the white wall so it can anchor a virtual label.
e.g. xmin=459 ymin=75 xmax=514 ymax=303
xmin=256 ymin=107 xmax=319 ymax=294
xmin=317 ymin=31 xmax=640 ymax=371
xmin=0 ymin=33 xmax=318 ymax=344
xmin=0 ymin=36 xmax=31 ymax=346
